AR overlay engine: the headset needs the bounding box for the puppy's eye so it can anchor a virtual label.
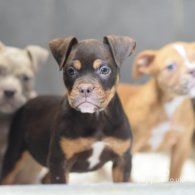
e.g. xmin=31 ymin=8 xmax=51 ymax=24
xmin=166 ymin=63 xmax=177 ymax=71
xmin=66 ymin=66 xmax=77 ymax=76
xmin=99 ymin=65 xmax=111 ymax=75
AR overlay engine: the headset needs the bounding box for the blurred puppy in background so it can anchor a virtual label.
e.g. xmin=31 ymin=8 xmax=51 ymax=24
xmin=0 ymin=41 xmax=49 ymax=183
xmin=118 ymin=42 xmax=195 ymax=181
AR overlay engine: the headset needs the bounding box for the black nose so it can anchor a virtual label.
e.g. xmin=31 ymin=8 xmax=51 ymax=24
xmin=79 ymin=84 xmax=94 ymax=97
xmin=4 ymin=90 xmax=16 ymax=98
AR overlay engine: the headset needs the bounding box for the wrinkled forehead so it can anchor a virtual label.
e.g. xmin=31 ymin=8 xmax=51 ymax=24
xmin=157 ymin=43 xmax=195 ymax=65
xmin=67 ymin=40 xmax=113 ymax=66
xmin=0 ymin=48 xmax=31 ymax=68
xmin=172 ymin=43 xmax=195 ymax=59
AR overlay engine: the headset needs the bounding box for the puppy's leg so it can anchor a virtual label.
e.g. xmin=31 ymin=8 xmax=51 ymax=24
xmin=48 ymin=139 xmax=70 ymax=184
xmin=112 ymin=149 xmax=132 ymax=183
xmin=169 ymin=138 xmax=192 ymax=181
xmin=0 ymin=144 xmax=26 ymax=185
xmin=0 ymin=108 xmax=27 ymax=185
xmin=41 ymin=172 xmax=50 ymax=184
xmin=14 ymin=153 xmax=44 ymax=184
xmin=48 ymin=158 xmax=69 ymax=184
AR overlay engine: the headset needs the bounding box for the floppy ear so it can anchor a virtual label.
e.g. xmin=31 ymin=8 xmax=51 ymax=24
xmin=132 ymin=50 xmax=157 ymax=80
xmin=103 ymin=35 xmax=136 ymax=67
xmin=25 ymin=45 xmax=49 ymax=72
xmin=0 ymin=41 xmax=5 ymax=51
xmin=49 ymin=36 xmax=78 ymax=70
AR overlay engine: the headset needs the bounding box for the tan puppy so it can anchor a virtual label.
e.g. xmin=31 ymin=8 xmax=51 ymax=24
xmin=118 ymin=42 xmax=195 ymax=181
xmin=0 ymin=41 xmax=49 ymax=183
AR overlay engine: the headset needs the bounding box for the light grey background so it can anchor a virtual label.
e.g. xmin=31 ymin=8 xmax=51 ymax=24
xmin=0 ymin=0 xmax=194 ymax=95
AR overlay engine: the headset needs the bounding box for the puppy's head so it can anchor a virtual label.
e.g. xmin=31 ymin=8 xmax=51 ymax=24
xmin=50 ymin=35 xmax=135 ymax=113
xmin=0 ymin=42 xmax=49 ymax=114
xmin=133 ymin=42 xmax=195 ymax=98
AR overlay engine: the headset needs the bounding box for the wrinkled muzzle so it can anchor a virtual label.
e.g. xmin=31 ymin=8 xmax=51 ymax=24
xmin=177 ymin=75 xmax=195 ymax=97
xmin=67 ymin=78 xmax=115 ymax=113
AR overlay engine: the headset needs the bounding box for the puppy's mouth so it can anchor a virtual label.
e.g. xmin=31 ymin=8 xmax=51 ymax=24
xmin=175 ymin=78 xmax=195 ymax=97
xmin=76 ymin=100 xmax=101 ymax=113
xmin=0 ymin=99 xmax=18 ymax=107
xmin=68 ymin=79 xmax=116 ymax=113
xmin=187 ymin=82 xmax=195 ymax=97
xmin=0 ymin=97 xmax=26 ymax=114
xmin=0 ymin=101 xmax=18 ymax=113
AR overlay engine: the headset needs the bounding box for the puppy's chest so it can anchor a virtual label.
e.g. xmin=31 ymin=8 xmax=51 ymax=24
xmin=148 ymin=97 xmax=185 ymax=151
xmin=133 ymin=97 xmax=185 ymax=152
xmin=60 ymin=136 xmax=130 ymax=171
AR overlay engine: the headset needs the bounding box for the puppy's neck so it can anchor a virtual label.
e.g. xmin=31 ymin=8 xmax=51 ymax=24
xmin=148 ymin=79 xmax=186 ymax=105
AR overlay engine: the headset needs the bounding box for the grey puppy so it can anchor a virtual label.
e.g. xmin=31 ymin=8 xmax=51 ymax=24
xmin=0 ymin=41 xmax=49 ymax=183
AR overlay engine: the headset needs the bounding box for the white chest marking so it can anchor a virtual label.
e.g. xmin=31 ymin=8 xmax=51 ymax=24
xmin=164 ymin=96 xmax=185 ymax=118
xmin=149 ymin=122 xmax=171 ymax=150
xmin=149 ymin=97 xmax=185 ymax=150
xmin=173 ymin=44 xmax=195 ymax=69
xmin=88 ymin=141 xmax=106 ymax=169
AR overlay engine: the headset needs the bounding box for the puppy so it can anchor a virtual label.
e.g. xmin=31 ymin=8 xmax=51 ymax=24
xmin=0 ymin=41 xmax=49 ymax=183
xmin=118 ymin=42 xmax=195 ymax=181
xmin=0 ymin=35 xmax=136 ymax=184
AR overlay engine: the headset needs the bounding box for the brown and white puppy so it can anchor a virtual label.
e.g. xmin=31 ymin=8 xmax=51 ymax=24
xmin=118 ymin=42 xmax=195 ymax=181
xmin=0 ymin=41 xmax=49 ymax=183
